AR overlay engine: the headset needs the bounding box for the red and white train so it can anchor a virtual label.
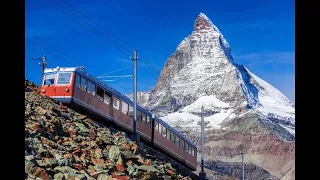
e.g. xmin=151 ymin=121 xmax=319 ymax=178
xmin=39 ymin=66 xmax=197 ymax=170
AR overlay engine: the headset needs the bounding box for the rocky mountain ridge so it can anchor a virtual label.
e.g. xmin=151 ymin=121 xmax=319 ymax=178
xmin=127 ymin=12 xmax=295 ymax=180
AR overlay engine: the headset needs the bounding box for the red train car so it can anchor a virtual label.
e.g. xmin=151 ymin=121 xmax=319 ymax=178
xmin=39 ymin=66 xmax=197 ymax=170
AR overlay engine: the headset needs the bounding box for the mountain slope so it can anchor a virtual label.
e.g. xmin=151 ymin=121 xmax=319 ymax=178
xmin=128 ymin=12 xmax=295 ymax=179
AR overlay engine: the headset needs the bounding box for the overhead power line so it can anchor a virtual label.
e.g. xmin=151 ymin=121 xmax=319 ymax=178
xmin=59 ymin=0 xmax=135 ymax=50
xmin=46 ymin=0 xmax=131 ymax=57
xmin=49 ymin=0 xmax=162 ymax=83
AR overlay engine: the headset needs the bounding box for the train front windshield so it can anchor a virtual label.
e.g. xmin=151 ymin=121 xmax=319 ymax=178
xmin=43 ymin=74 xmax=55 ymax=86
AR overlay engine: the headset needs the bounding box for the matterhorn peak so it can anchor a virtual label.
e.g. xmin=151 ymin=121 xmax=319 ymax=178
xmin=132 ymin=12 xmax=294 ymax=131
xmin=192 ymin=13 xmax=232 ymax=61
xmin=194 ymin=12 xmax=214 ymax=31
xmin=194 ymin=12 xmax=222 ymax=32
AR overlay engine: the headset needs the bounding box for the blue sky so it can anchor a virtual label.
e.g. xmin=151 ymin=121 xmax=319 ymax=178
xmin=25 ymin=0 xmax=295 ymax=103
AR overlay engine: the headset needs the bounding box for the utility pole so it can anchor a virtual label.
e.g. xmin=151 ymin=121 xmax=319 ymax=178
xmin=33 ymin=55 xmax=47 ymax=75
xmin=151 ymin=114 xmax=155 ymax=145
xmin=130 ymin=49 xmax=139 ymax=142
xmin=242 ymin=146 xmax=245 ymax=180
xmin=199 ymin=105 xmax=207 ymax=180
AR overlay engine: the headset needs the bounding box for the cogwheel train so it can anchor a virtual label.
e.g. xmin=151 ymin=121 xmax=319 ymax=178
xmin=39 ymin=66 xmax=197 ymax=170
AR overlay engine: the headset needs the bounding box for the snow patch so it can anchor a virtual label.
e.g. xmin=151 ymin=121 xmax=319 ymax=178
xmin=162 ymin=109 xmax=235 ymax=129
xmin=279 ymin=124 xmax=295 ymax=136
xmin=181 ymin=95 xmax=230 ymax=113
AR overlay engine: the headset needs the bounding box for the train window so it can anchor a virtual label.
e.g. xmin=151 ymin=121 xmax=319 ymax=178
xmin=194 ymin=147 xmax=197 ymax=157
xmin=188 ymin=144 xmax=192 ymax=155
xmin=158 ymin=123 xmax=161 ymax=133
xmin=57 ymin=72 xmax=72 ymax=85
xmin=43 ymin=74 xmax=55 ymax=86
xmin=147 ymin=116 xmax=151 ymax=126
xmin=175 ymin=136 xmax=180 ymax=147
xmin=154 ymin=121 xmax=158 ymax=131
xmin=87 ymin=81 xmax=95 ymax=96
xmin=161 ymin=124 xmax=166 ymax=138
xmin=113 ymin=97 xmax=120 ymax=110
xmin=96 ymin=86 xmax=104 ymax=101
xmin=75 ymin=74 xmax=81 ymax=88
xmin=104 ymin=92 xmax=111 ymax=105
xmin=81 ymin=78 xmax=87 ymax=91
xmin=191 ymin=146 xmax=194 ymax=156
xmin=181 ymin=140 xmax=185 ymax=150
xmin=121 ymin=101 xmax=128 ymax=115
xmin=167 ymin=129 xmax=171 ymax=141
xmin=171 ymin=132 xmax=175 ymax=143
xmin=142 ymin=113 xmax=146 ymax=124
xmin=185 ymin=143 xmax=188 ymax=153
xmin=137 ymin=110 xmax=142 ymax=122
xmin=128 ymin=105 xmax=133 ymax=117
xmin=157 ymin=121 xmax=159 ymax=132
xmin=193 ymin=147 xmax=195 ymax=156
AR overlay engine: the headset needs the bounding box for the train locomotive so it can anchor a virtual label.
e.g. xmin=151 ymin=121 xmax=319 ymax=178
xmin=39 ymin=66 xmax=197 ymax=170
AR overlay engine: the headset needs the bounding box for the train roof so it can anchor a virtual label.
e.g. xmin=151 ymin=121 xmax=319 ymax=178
xmin=44 ymin=67 xmax=78 ymax=73
xmin=44 ymin=66 xmax=196 ymax=147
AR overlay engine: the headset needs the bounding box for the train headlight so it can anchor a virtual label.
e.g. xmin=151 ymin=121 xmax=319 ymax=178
xmin=66 ymin=88 xmax=69 ymax=92
xmin=42 ymin=89 xmax=46 ymax=93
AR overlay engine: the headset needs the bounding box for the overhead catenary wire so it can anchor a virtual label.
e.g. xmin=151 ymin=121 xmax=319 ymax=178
xmin=26 ymin=58 xmax=43 ymax=73
xmin=26 ymin=48 xmax=59 ymax=67
xmin=97 ymin=75 xmax=133 ymax=78
xmin=26 ymin=31 xmax=124 ymax=79
xmin=50 ymin=0 xmax=162 ymax=82
xmin=26 ymin=31 xmax=84 ymax=66
xmin=46 ymin=0 xmax=131 ymax=57
xmin=26 ymin=37 xmax=73 ymax=66
xmin=59 ymin=0 xmax=135 ymax=51
xmin=98 ymin=66 xmax=132 ymax=76
xmin=59 ymin=0 xmax=163 ymax=77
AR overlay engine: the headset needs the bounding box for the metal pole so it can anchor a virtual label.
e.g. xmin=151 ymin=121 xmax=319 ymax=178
xmin=201 ymin=105 xmax=204 ymax=172
xmin=130 ymin=49 xmax=138 ymax=142
xmin=42 ymin=55 xmax=47 ymax=73
xmin=199 ymin=105 xmax=206 ymax=179
xmin=151 ymin=114 xmax=155 ymax=145
xmin=242 ymin=147 xmax=245 ymax=180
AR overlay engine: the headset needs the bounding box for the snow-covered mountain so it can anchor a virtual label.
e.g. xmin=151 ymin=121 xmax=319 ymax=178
xmin=127 ymin=13 xmax=295 ymax=179
xmin=130 ymin=12 xmax=295 ymax=137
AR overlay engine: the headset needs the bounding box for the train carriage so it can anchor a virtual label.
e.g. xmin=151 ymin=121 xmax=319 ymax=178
xmin=39 ymin=66 xmax=197 ymax=170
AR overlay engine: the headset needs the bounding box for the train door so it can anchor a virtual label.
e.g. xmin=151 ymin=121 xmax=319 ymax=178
xmin=40 ymin=73 xmax=56 ymax=97
xmin=55 ymin=71 xmax=74 ymax=103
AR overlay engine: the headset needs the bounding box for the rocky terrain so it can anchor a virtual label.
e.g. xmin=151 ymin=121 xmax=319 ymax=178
xmin=25 ymin=80 xmax=195 ymax=180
